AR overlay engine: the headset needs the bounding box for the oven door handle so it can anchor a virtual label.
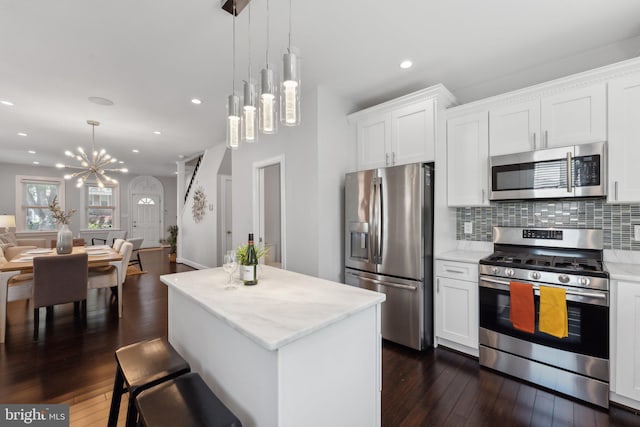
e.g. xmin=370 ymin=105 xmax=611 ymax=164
xmin=479 ymin=276 xmax=608 ymax=300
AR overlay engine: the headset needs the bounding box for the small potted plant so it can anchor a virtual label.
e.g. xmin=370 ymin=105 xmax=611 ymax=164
xmin=48 ymin=195 xmax=76 ymax=254
xmin=167 ymin=225 xmax=178 ymax=262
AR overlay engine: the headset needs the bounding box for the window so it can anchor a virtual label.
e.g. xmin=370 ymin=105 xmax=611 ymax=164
xmin=84 ymin=184 xmax=119 ymax=229
xmin=15 ymin=176 xmax=65 ymax=231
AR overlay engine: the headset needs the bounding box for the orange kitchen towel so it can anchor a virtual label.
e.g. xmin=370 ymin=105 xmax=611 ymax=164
xmin=509 ymin=281 xmax=535 ymax=334
xmin=538 ymin=285 xmax=568 ymax=339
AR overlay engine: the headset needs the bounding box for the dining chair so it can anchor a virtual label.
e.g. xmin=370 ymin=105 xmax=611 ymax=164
xmin=32 ymin=252 xmax=88 ymax=340
xmin=113 ymin=238 xmax=126 ymax=252
xmin=88 ymin=241 xmax=133 ymax=309
xmin=92 ymin=230 xmax=128 ymax=246
xmin=127 ymin=237 xmax=144 ymax=271
xmin=1 ymin=246 xmax=33 ymax=304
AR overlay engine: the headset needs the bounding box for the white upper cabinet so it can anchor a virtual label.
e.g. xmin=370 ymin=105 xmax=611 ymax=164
xmin=489 ymin=99 xmax=540 ymax=156
xmin=350 ymin=85 xmax=455 ymax=171
xmin=391 ymin=100 xmax=436 ymax=167
xmin=447 ymin=111 xmax=489 ymax=207
xmin=608 ymin=74 xmax=640 ymax=202
xmin=489 ymin=84 xmax=607 ymax=156
xmin=356 ymin=100 xmax=435 ymax=170
xmin=356 ymin=113 xmax=390 ymax=169
xmin=541 ymin=83 xmax=607 ymax=148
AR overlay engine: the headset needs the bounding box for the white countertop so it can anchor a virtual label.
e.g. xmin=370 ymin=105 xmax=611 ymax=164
xmin=436 ymin=249 xmax=491 ymax=264
xmin=605 ymin=262 xmax=640 ymax=282
xmin=160 ymin=266 xmax=386 ymax=351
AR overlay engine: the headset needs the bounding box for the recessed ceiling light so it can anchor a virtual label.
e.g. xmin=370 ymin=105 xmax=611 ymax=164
xmin=32 ymin=161 xmax=40 ymax=165
xmin=18 ymin=132 xmax=28 ymax=137
xmin=132 ymin=149 xmax=140 ymax=153
xmin=88 ymin=96 xmax=115 ymax=106
xmin=399 ymin=60 xmax=413 ymax=69
xmin=1 ymin=100 xmax=14 ymax=106
xmin=153 ymin=130 xmax=162 ymax=135
xmin=191 ymin=98 xmax=202 ymax=105
xmin=119 ymin=160 xmax=124 ymax=164
xmin=28 ymin=150 xmax=36 ymax=154
xmin=174 ymin=171 xmax=179 ymax=175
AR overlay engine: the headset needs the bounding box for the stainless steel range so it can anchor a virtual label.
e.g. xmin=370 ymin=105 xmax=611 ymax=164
xmin=479 ymin=227 xmax=610 ymax=408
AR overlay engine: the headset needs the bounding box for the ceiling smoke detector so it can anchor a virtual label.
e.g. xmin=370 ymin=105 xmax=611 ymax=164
xmin=88 ymin=96 xmax=114 ymax=106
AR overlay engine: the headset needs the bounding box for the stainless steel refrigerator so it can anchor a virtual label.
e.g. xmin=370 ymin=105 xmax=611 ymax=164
xmin=344 ymin=162 xmax=434 ymax=350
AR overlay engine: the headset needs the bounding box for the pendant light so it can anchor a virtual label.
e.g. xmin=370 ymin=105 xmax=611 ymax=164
xmin=281 ymin=0 xmax=300 ymax=126
xmin=259 ymin=0 xmax=278 ymax=134
xmin=226 ymin=0 xmax=241 ymax=150
xmin=242 ymin=3 xmax=258 ymax=143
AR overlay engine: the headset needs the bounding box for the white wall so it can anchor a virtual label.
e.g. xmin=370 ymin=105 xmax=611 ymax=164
xmin=0 ymin=161 xmax=177 ymax=243
xmin=317 ymin=87 xmax=356 ymax=282
xmin=232 ymin=87 xmax=319 ymax=276
xmin=179 ymin=145 xmax=227 ymax=269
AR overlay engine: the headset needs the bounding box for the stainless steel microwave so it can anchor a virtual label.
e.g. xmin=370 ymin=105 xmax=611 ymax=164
xmin=489 ymin=141 xmax=606 ymax=201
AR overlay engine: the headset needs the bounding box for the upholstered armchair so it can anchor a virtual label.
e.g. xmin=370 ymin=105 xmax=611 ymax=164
xmin=32 ymin=252 xmax=88 ymax=339
xmin=0 ymin=231 xmax=47 ymax=260
xmin=92 ymin=230 xmax=128 ymax=246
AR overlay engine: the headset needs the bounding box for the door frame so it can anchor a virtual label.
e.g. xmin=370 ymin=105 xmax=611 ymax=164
xmin=252 ymin=155 xmax=286 ymax=269
xmin=219 ymin=174 xmax=233 ymax=265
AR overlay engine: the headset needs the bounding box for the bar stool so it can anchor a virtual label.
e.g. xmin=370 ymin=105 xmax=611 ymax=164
xmin=108 ymin=338 xmax=191 ymax=427
xmin=135 ymin=372 xmax=242 ymax=427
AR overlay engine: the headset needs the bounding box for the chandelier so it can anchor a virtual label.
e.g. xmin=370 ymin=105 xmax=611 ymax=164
xmin=56 ymin=120 xmax=128 ymax=188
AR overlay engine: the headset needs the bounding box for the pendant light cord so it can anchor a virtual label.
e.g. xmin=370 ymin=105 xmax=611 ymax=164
xmin=288 ymin=0 xmax=292 ymax=51
xmin=232 ymin=0 xmax=237 ymax=93
xmin=266 ymin=0 xmax=270 ymax=68
xmin=248 ymin=3 xmax=251 ymax=80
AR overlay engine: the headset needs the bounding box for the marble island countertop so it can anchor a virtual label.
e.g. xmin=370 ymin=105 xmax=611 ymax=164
xmin=160 ymin=266 xmax=385 ymax=351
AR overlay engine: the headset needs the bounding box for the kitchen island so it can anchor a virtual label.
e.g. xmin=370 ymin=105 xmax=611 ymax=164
xmin=160 ymin=265 xmax=385 ymax=427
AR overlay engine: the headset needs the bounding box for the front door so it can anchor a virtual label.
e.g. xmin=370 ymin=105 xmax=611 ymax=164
xmin=131 ymin=194 xmax=161 ymax=248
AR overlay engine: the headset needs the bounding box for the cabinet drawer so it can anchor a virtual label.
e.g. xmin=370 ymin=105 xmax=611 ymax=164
xmin=435 ymin=260 xmax=477 ymax=281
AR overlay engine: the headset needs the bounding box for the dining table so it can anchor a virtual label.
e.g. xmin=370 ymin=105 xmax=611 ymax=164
xmin=0 ymin=245 xmax=124 ymax=343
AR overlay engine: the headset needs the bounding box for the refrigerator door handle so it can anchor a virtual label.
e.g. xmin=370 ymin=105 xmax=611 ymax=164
xmin=346 ymin=272 xmax=418 ymax=291
xmin=369 ymin=179 xmax=377 ymax=264
xmin=376 ymin=178 xmax=383 ymax=263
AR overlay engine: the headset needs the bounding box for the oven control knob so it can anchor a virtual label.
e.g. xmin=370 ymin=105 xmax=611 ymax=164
xmin=578 ymin=277 xmax=590 ymax=286
xmin=505 ymin=268 xmax=515 ymax=277
xmin=558 ymin=274 xmax=570 ymax=284
xmin=530 ymin=272 xmax=541 ymax=280
xmin=491 ymin=267 xmax=499 ymax=275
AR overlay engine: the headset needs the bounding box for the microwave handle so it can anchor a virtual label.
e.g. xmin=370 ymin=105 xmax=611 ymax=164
xmin=566 ymin=151 xmax=572 ymax=192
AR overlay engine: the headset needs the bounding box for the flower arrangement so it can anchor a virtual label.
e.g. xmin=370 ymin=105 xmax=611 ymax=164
xmin=236 ymin=243 xmax=269 ymax=265
xmin=48 ymin=196 xmax=76 ymax=225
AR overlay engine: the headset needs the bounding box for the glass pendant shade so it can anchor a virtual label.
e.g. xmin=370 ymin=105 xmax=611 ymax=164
xmin=280 ymin=51 xmax=300 ymax=126
xmin=242 ymin=80 xmax=258 ymax=142
xmin=226 ymin=94 xmax=241 ymax=150
xmin=259 ymin=67 xmax=278 ymax=134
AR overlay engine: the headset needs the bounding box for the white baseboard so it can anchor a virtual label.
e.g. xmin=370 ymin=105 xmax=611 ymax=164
xmin=178 ymin=257 xmax=210 ymax=270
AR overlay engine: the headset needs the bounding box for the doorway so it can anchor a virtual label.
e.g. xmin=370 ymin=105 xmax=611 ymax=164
xmin=220 ymin=175 xmax=233 ymax=265
xmin=128 ymin=176 xmax=164 ymax=248
xmin=253 ymin=156 xmax=286 ymax=269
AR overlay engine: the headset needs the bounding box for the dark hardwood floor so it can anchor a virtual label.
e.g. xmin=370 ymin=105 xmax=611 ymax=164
xmin=1 ymin=249 xmax=639 ymax=426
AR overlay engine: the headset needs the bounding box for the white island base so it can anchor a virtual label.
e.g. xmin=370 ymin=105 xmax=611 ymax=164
xmin=162 ymin=266 xmax=385 ymax=427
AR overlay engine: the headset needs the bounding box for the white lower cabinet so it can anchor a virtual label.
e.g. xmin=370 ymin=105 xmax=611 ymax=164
xmin=435 ymin=260 xmax=478 ymax=356
xmin=611 ymin=280 xmax=640 ymax=410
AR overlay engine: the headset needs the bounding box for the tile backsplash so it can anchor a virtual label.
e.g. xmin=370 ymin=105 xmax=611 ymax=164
xmin=456 ymin=200 xmax=640 ymax=251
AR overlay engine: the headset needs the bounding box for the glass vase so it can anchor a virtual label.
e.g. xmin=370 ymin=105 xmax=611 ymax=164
xmin=56 ymin=224 xmax=73 ymax=254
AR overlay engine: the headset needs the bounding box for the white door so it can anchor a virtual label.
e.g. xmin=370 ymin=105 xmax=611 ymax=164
xmin=392 ymin=99 xmax=435 ymax=164
xmin=541 ymin=83 xmax=607 ymax=148
xmin=447 ymin=111 xmax=490 ymax=207
xmin=131 ymin=194 xmax=161 ymax=248
xmin=489 ymin=99 xmax=541 ymax=155
xmin=608 ymin=74 xmax=640 ymax=202
xmin=357 ymin=113 xmax=391 ymax=170
xmin=221 ymin=176 xmax=233 ymax=256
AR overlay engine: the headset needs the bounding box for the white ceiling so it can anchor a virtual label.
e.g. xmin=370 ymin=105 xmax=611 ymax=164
xmin=1 ymin=0 xmax=640 ymax=177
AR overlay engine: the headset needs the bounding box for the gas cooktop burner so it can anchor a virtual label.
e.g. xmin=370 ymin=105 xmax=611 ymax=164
xmin=481 ymin=252 xmax=606 ymax=276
